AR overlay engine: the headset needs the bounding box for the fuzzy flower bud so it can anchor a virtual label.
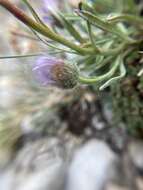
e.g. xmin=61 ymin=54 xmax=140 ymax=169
xmin=33 ymin=57 xmax=79 ymax=89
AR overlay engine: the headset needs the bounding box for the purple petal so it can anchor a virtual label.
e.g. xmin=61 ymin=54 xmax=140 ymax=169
xmin=32 ymin=56 xmax=63 ymax=87
xmin=35 ymin=56 xmax=62 ymax=67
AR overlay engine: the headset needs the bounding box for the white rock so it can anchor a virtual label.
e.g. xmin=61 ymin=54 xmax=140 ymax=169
xmin=0 ymin=138 xmax=67 ymax=190
xmin=66 ymin=139 xmax=117 ymax=190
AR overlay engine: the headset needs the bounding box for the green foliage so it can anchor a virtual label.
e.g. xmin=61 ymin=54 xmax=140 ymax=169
xmin=0 ymin=0 xmax=143 ymax=90
xmin=112 ymin=55 xmax=143 ymax=135
xmin=0 ymin=0 xmax=143 ymax=133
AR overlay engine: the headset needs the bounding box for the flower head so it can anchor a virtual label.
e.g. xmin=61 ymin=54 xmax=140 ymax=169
xmin=33 ymin=57 xmax=79 ymax=89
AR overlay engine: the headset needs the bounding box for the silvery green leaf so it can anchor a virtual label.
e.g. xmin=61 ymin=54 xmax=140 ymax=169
xmin=76 ymin=10 xmax=132 ymax=42
xmin=60 ymin=14 xmax=85 ymax=43
xmin=22 ymin=0 xmax=45 ymax=26
xmin=0 ymin=54 xmax=44 ymax=59
xmin=100 ymin=61 xmax=126 ymax=90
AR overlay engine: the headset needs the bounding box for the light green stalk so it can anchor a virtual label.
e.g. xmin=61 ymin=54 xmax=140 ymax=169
xmin=79 ymin=55 xmax=121 ymax=84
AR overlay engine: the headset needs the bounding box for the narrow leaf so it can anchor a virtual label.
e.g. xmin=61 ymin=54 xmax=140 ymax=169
xmin=60 ymin=14 xmax=85 ymax=43
xmin=0 ymin=53 xmax=43 ymax=59
xmin=100 ymin=61 xmax=126 ymax=90
xmin=76 ymin=9 xmax=132 ymax=42
xmin=22 ymin=0 xmax=46 ymax=26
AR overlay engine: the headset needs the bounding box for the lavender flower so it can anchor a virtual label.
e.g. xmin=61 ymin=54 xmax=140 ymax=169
xmin=42 ymin=0 xmax=59 ymax=11
xmin=33 ymin=57 xmax=79 ymax=89
xmin=41 ymin=0 xmax=61 ymax=26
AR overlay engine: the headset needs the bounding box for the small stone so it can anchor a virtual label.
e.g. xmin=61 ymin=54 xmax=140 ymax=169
xmin=66 ymin=139 xmax=117 ymax=190
xmin=92 ymin=116 xmax=105 ymax=130
xmin=105 ymin=183 xmax=130 ymax=190
xmin=128 ymin=141 xmax=143 ymax=171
